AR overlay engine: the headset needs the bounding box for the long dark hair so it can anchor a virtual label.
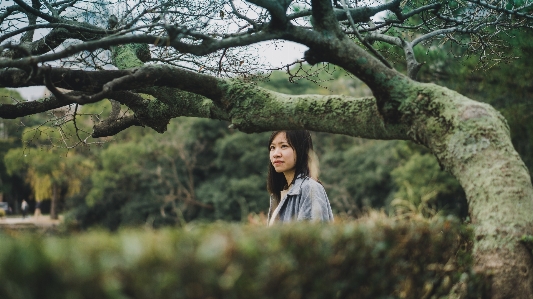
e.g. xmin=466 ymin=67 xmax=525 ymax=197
xmin=267 ymin=130 xmax=314 ymax=201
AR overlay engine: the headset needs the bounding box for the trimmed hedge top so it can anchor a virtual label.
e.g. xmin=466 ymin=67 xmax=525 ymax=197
xmin=0 ymin=217 xmax=480 ymax=299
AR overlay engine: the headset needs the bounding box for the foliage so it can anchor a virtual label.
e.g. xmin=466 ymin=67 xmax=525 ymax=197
xmin=390 ymin=142 xmax=467 ymax=219
xmin=318 ymin=138 xmax=401 ymax=214
xmin=0 ymin=217 xmax=485 ymax=299
xmin=196 ymin=130 xmax=271 ymax=221
xmin=4 ymin=127 xmax=93 ymax=202
xmin=66 ymin=118 xmax=255 ymax=229
xmin=0 ymin=89 xmax=49 ymax=205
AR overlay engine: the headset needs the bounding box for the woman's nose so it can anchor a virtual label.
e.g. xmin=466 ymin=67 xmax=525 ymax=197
xmin=272 ymin=148 xmax=281 ymax=157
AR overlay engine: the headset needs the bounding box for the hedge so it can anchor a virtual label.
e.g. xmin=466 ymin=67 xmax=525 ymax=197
xmin=0 ymin=217 xmax=484 ymax=299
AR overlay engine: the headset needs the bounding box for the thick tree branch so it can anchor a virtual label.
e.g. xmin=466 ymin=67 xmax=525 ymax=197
xmin=92 ymin=115 xmax=141 ymax=138
xmin=19 ymin=0 xmax=40 ymax=44
xmin=44 ymin=67 xmax=139 ymax=105
xmin=91 ymin=91 xmax=145 ymax=137
xmin=287 ymin=26 xmax=400 ymax=96
xmin=0 ymin=66 xmax=408 ymax=140
xmin=246 ymin=0 xmax=291 ymax=26
xmin=309 ymin=0 xmax=343 ymax=36
xmin=0 ymin=93 xmax=77 ymax=119
xmin=55 ymin=0 xmax=79 ymax=14
xmin=0 ymin=29 xmax=283 ymax=69
xmin=0 ymin=23 xmax=116 ymax=44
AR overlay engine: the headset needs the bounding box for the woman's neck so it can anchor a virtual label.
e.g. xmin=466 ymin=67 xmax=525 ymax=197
xmin=283 ymin=170 xmax=295 ymax=187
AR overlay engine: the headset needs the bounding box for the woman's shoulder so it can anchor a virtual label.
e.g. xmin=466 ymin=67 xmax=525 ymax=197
xmin=299 ymin=176 xmax=325 ymax=191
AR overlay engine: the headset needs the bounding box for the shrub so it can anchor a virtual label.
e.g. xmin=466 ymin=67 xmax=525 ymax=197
xmin=0 ymin=217 xmax=484 ymax=299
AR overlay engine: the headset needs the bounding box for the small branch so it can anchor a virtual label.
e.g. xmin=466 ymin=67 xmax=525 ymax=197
xmin=19 ymin=0 xmax=40 ymax=44
xmin=118 ymin=1 xmax=144 ymax=28
xmin=0 ymin=94 xmax=75 ymax=119
xmin=246 ymin=0 xmax=290 ymax=25
xmin=71 ymin=104 xmax=85 ymax=144
xmin=365 ymin=32 xmax=423 ymax=80
xmin=12 ymin=0 xmax=62 ymax=23
xmin=44 ymin=68 xmax=105 ymax=104
xmin=365 ymin=33 xmax=402 ymax=46
xmin=217 ymin=48 xmax=228 ymax=76
xmin=57 ymin=0 xmax=79 ymax=14
xmin=44 ymin=66 xmax=140 ymax=105
xmin=287 ymin=0 xmax=402 ymax=23
xmin=41 ymin=0 xmax=58 ymax=18
xmin=412 ymin=27 xmax=467 ymax=47
xmin=108 ymin=99 xmax=121 ymax=120
xmin=0 ymin=5 xmax=22 ymax=24
xmin=401 ymin=41 xmax=423 ymax=80
xmin=341 ymin=0 xmax=393 ymax=69
xmin=0 ymin=29 xmax=283 ymax=69
xmin=230 ymin=0 xmax=259 ymax=28
xmin=467 ymin=0 xmax=533 ymax=20
xmin=401 ymin=3 xmax=442 ymax=20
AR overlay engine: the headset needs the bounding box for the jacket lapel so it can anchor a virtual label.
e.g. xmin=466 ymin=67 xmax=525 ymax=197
xmin=268 ymin=176 xmax=306 ymax=226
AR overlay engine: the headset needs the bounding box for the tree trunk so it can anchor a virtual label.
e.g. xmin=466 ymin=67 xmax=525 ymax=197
xmin=400 ymin=82 xmax=533 ymax=298
xmin=50 ymin=183 xmax=58 ymax=220
xmin=291 ymin=34 xmax=533 ymax=297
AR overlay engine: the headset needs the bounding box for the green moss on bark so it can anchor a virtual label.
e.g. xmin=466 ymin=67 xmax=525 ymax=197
xmin=111 ymin=44 xmax=148 ymax=70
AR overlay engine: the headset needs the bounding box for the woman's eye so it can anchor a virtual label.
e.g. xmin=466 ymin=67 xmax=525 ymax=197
xmin=281 ymin=145 xmax=288 ymax=148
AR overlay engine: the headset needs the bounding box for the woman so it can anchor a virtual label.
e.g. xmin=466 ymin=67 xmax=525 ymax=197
xmin=267 ymin=130 xmax=333 ymax=225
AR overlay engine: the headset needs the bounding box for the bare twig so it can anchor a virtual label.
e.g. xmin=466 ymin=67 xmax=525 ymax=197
xmin=340 ymin=0 xmax=393 ymax=69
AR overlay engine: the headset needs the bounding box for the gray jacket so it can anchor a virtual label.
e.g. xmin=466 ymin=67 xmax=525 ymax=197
xmin=268 ymin=176 xmax=334 ymax=225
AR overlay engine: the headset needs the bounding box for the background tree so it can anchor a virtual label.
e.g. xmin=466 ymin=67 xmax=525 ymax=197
xmin=0 ymin=88 xmax=51 ymax=213
xmin=1 ymin=0 xmax=533 ymax=297
xmin=4 ymin=124 xmax=93 ymax=219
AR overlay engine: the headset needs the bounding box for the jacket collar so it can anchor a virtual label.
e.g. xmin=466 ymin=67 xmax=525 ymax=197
xmin=287 ymin=175 xmax=307 ymax=196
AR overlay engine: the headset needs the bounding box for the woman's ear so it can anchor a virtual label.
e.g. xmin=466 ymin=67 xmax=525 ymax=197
xmin=308 ymin=149 xmax=320 ymax=180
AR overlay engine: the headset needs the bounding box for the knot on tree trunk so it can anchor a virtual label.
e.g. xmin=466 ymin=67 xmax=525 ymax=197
xmin=304 ymin=49 xmax=323 ymax=65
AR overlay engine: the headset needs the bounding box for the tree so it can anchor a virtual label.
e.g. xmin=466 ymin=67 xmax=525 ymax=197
xmin=4 ymin=125 xmax=93 ymax=219
xmin=1 ymin=0 xmax=532 ymax=297
xmin=0 ymin=88 xmax=52 ymax=212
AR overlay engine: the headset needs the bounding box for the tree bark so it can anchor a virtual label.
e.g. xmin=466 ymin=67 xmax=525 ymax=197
xmin=400 ymin=82 xmax=533 ymax=298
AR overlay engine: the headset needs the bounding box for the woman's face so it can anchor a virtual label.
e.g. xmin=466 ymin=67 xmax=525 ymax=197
xmin=269 ymin=132 xmax=296 ymax=174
